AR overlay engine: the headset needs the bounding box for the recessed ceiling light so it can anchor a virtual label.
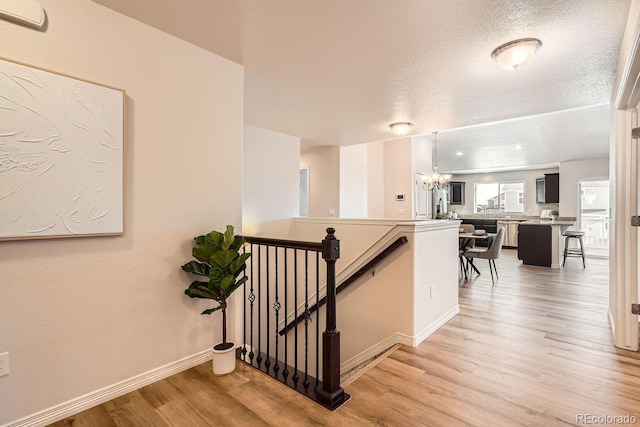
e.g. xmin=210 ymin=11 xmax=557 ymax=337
xmin=456 ymin=151 xmax=464 ymax=156
xmin=514 ymin=145 xmax=523 ymax=150
xmin=389 ymin=122 xmax=413 ymax=136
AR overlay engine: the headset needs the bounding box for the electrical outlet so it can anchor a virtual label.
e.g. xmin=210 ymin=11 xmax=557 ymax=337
xmin=0 ymin=352 xmax=9 ymax=377
xmin=329 ymin=208 xmax=335 ymax=216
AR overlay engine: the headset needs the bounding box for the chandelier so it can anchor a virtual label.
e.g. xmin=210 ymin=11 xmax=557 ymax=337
xmin=424 ymin=131 xmax=452 ymax=190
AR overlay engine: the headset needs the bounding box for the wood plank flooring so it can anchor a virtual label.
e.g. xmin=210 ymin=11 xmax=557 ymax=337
xmin=52 ymin=250 xmax=640 ymax=426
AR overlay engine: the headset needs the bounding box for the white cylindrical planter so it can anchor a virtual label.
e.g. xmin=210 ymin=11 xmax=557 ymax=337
xmin=211 ymin=343 xmax=236 ymax=375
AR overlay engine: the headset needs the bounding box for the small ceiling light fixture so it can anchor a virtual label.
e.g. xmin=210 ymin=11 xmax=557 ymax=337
xmin=514 ymin=144 xmax=523 ymax=150
xmin=491 ymin=38 xmax=542 ymax=71
xmin=389 ymin=122 xmax=413 ymax=136
xmin=456 ymin=151 xmax=464 ymax=156
xmin=423 ymin=131 xmax=452 ymax=190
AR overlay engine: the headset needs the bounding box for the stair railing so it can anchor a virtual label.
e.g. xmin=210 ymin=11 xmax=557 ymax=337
xmin=239 ymin=227 xmax=349 ymax=410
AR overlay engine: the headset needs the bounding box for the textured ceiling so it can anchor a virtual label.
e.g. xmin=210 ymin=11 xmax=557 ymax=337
xmin=91 ymin=0 xmax=630 ymax=172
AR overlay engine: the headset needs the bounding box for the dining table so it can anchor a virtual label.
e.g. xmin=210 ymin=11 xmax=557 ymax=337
xmin=458 ymin=232 xmax=495 ymax=280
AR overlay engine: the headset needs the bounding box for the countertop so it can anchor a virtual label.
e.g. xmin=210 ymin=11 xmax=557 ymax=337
xmin=519 ymin=219 xmax=576 ymax=226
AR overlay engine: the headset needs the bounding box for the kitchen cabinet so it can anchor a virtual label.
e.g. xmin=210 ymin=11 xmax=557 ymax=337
xmin=449 ymin=181 xmax=465 ymax=205
xmin=497 ymin=220 xmax=520 ymax=248
xmin=518 ymin=224 xmax=552 ymax=266
xmin=461 ymin=218 xmax=496 ymax=247
xmin=536 ymin=173 xmax=559 ymax=204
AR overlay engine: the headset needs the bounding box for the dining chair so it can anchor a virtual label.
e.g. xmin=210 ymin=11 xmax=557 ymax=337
xmin=459 ymin=224 xmax=476 ymax=280
xmin=464 ymin=227 xmax=505 ymax=284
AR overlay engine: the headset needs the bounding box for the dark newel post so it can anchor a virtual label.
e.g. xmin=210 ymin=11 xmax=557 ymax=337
xmin=318 ymin=227 xmax=345 ymax=408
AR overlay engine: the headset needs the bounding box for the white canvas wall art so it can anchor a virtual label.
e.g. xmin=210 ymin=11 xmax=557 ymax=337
xmin=0 ymin=57 xmax=125 ymax=240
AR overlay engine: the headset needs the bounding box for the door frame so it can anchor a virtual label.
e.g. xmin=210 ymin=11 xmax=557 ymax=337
xmin=610 ymin=6 xmax=640 ymax=351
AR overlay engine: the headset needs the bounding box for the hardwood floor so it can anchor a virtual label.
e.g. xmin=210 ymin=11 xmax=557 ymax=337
xmin=52 ymin=250 xmax=640 ymax=426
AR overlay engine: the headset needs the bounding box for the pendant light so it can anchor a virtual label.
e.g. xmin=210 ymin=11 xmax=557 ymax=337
xmin=424 ymin=131 xmax=452 ymax=190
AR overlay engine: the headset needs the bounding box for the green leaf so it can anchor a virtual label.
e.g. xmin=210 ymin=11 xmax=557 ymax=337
xmin=210 ymin=251 xmax=238 ymax=270
xmin=194 ymin=235 xmax=206 ymax=245
xmin=202 ymin=305 xmax=225 ymax=315
xmin=219 ymin=275 xmax=235 ymax=291
xmin=181 ymin=261 xmax=211 ymax=277
xmin=230 ymin=235 xmax=245 ymax=252
xmin=184 ymin=281 xmax=217 ymax=299
xmin=222 ymin=225 xmax=235 ymax=250
xmin=204 ymin=230 xmax=224 ymax=249
xmin=230 ymin=253 xmax=251 ymax=276
xmin=193 ymin=244 xmax=217 ymax=263
xmin=226 ymin=275 xmax=249 ymax=296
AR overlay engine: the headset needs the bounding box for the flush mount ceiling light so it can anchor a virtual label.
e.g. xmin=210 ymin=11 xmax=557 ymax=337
xmin=389 ymin=122 xmax=413 ymax=136
xmin=491 ymin=38 xmax=542 ymax=71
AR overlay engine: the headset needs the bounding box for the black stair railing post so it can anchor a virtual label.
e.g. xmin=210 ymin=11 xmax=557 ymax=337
xmin=318 ymin=227 xmax=346 ymax=408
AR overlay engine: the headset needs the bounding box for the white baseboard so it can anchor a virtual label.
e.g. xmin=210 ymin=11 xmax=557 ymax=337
xmin=401 ymin=305 xmax=460 ymax=347
xmin=8 ymin=304 xmax=461 ymax=427
xmin=340 ymin=333 xmax=399 ymax=373
xmin=4 ymin=349 xmax=213 ymax=427
xmin=341 ymin=304 xmax=460 ymax=373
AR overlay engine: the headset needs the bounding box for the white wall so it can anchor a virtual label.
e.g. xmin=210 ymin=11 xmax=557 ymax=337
xmin=412 ymin=134 xmax=432 ymax=176
xmin=300 ymin=146 xmax=340 ymax=217
xmin=0 ymin=1 xmax=243 ymax=424
xmin=559 ymin=158 xmax=609 ymax=217
xmin=367 ymin=141 xmax=385 ymax=218
xmin=339 ymin=144 xmax=368 ymax=218
xmin=451 ymin=167 xmax=560 ymax=216
xmin=383 ymin=138 xmax=413 ymax=219
xmin=243 ymin=125 xmax=300 ymax=232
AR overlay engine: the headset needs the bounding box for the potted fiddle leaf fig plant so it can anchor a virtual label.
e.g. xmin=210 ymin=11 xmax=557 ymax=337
xmin=181 ymin=225 xmax=251 ymax=375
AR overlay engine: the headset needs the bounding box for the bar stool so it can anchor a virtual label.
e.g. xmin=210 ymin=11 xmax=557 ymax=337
xmin=562 ymin=230 xmax=586 ymax=268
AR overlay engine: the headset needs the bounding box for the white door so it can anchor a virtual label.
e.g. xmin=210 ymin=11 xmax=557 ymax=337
xmin=610 ymin=14 xmax=640 ymax=351
xmin=415 ymin=173 xmax=428 ymax=218
xmin=610 ymin=105 xmax=639 ymax=351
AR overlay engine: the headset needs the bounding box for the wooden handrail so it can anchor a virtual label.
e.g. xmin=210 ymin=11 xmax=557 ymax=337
xmin=278 ymin=236 xmax=408 ymax=336
xmin=242 ymin=235 xmax=323 ymax=251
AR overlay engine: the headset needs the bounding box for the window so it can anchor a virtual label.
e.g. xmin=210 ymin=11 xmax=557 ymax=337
xmin=474 ymin=182 xmax=525 ymax=213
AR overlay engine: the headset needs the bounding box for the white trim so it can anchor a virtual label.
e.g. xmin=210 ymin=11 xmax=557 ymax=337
xmin=398 ymin=305 xmax=460 ymax=347
xmin=615 ymin=14 xmax=640 ymax=109
xmin=3 ymin=350 xmax=213 ymax=427
xmin=340 ymin=304 xmax=460 ymax=373
xmin=608 ymin=306 xmax=617 ymax=342
xmin=340 ymin=334 xmax=399 ymax=373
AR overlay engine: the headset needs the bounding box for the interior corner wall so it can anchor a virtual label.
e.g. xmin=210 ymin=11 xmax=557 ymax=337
xmin=0 ymin=1 xmax=243 ymax=424
xmin=242 ymin=125 xmax=300 ymax=233
xmin=300 ymin=146 xmax=340 ymax=217
xmin=339 ymin=144 xmax=368 ymax=218
xmin=383 ymin=138 xmax=413 ymax=219
xmin=559 ymin=158 xmax=610 ymax=217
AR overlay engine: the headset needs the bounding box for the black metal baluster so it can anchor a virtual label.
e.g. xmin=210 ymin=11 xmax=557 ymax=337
xmin=293 ymin=250 xmax=299 ymax=384
xmin=248 ymin=243 xmax=255 ymax=363
xmin=315 ymin=251 xmax=320 ymax=391
xmin=256 ymin=245 xmax=262 ymax=366
xmin=273 ymin=246 xmax=280 ymax=375
xmin=265 ymin=246 xmax=271 ymax=370
xmin=282 ymin=248 xmax=289 ymax=379
xmin=304 ymin=250 xmax=310 ymax=388
xmin=242 ymin=244 xmax=247 ymax=360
